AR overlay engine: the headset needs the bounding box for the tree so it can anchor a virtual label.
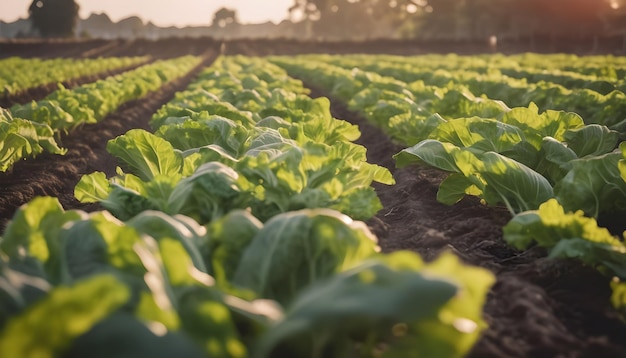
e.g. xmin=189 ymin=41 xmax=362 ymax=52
xmin=29 ymin=0 xmax=79 ymax=37
xmin=212 ymin=7 xmax=239 ymax=28
xmin=289 ymin=0 xmax=619 ymax=40
xmin=413 ymin=0 xmax=616 ymax=39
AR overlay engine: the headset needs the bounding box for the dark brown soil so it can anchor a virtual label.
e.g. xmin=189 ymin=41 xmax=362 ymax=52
xmin=1 ymin=38 xmax=625 ymax=357
xmin=0 ymin=38 xmax=222 ymax=59
xmin=3 ymin=36 xmax=625 ymax=59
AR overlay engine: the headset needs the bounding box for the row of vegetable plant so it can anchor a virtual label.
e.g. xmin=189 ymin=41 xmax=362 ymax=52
xmin=349 ymin=53 xmax=626 ymax=87
xmin=0 ymin=56 xmax=148 ymax=97
xmin=305 ymin=54 xmax=626 ymax=133
xmin=0 ymin=56 xmax=495 ymax=357
xmin=0 ymin=108 xmax=64 ymax=172
xmin=345 ymin=53 xmax=626 ymax=88
xmin=0 ymin=56 xmax=201 ymax=173
xmin=271 ymin=55 xmax=626 ymax=318
xmin=76 ymin=55 xmax=394 ymax=222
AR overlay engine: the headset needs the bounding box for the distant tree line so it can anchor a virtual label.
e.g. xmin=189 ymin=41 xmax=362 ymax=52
xmin=289 ymin=0 xmax=626 ymax=40
xmin=24 ymin=0 xmax=626 ymax=40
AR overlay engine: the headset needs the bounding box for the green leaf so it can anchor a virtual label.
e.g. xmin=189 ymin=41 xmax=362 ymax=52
xmin=127 ymin=211 xmax=208 ymax=274
xmin=428 ymin=117 xmax=526 ymax=155
xmin=156 ymin=115 xmax=249 ymax=155
xmin=232 ymin=209 xmax=378 ymax=305
xmin=178 ymin=287 xmax=247 ymax=358
xmin=0 ymin=255 xmax=50 ymax=330
xmin=167 ymin=162 xmax=246 ymax=224
xmin=555 ymin=152 xmax=626 ymax=217
xmin=101 ymin=184 xmax=160 ymax=222
xmin=66 ymin=312 xmax=206 ymax=358
xmin=620 ymin=142 xmax=626 ymax=183
xmin=532 ymin=137 xmax=578 ymax=184
xmin=1 ymin=197 xmax=85 ymax=265
xmin=395 ymin=140 xmax=476 ymax=173
xmin=107 ymin=129 xmax=183 ymax=181
xmin=206 ymin=210 xmax=263 ymax=284
xmin=437 ymin=173 xmax=481 ymax=205
xmin=611 ymin=279 xmax=626 ymax=319
xmin=60 ymin=211 xmax=146 ymax=280
xmin=331 ymin=187 xmax=383 ymax=221
xmin=504 ymin=199 xmax=626 ymax=277
xmin=396 ymin=140 xmax=553 ymax=213
xmin=479 ymin=152 xmax=554 ymax=213
xmin=0 ymin=275 xmax=130 ymax=358
xmin=255 ymin=251 xmax=493 ymax=358
xmin=74 ymin=172 xmax=111 ymax=203
xmin=564 ymin=124 xmax=620 ymax=157
xmin=389 ymin=112 xmax=446 ymax=146
xmin=499 ymin=104 xmax=584 ymax=142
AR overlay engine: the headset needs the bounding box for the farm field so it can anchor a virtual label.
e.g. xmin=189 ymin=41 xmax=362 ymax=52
xmin=0 ymin=38 xmax=625 ymax=357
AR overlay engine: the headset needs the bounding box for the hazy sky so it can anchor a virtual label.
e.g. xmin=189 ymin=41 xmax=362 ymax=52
xmin=0 ymin=0 xmax=294 ymax=26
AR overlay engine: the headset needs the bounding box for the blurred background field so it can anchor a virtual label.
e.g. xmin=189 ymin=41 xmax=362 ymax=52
xmin=1 ymin=0 xmax=626 ymax=56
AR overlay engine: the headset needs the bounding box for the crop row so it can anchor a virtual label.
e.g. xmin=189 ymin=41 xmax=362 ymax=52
xmin=0 ymin=56 xmax=148 ymax=97
xmin=356 ymin=53 xmax=626 ymax=85
xmin=299 ymin=54 xmax=626 ymax=133
xmin=271 ymin=55 xmax=626 ymax=318
xmin=0 ymin=56 xmax=201 ymax=172
xmin=0 ymin=56 xmax=493 ymax=357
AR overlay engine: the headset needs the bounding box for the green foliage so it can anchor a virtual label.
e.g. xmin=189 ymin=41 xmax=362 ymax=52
xmin=205 ymin=210 xmax=263 ymax=284
xmin=77 ymin=56 xmax=392 ymax=223
xmin=563 ymin=124 xmax=620 ymax=158
xmin=0 ymin=195 xmax=492 ymax=358
xmin=0 ymin=109 xmax=65 ymax=172
xmin=504 ymin=199 xmax=626 ymax=277
xmin=611 ymin=279 xmax=626 ymax=319
xmin=619 ymin=142 xmax=626 ymax=183
xmin=126 ymin=211 xmax=209 ymax=274
xmin=0 ymin=55 xmax=504 ymax=357
xmin=2 ymin=56 xmax=199 ymax=172
xmin=167 ymin=162 xmax=247 ymax=223
xmin=232 ymin=209 xmax=379 ymax=305
xmin=0 ymin=57 xmax=146 ymax=96
xmin=107 ymin=129 xmax=184 ymax=181
xmin=156 ymin=114 xmax=249 ymax=155
xmin=0 ymin=275 xmax=129 ymax=358
xmin=274 ymin=53 xmax=626 ymax=327
xmin=395 ymin=140 xmax=553 ymax=214
xmin=554 ymin=152 xmax=626 ymax=218
xmin=256 ymin=251 xmax=494 ymax=358
xmin=1 ymin=197 xmax=84 ymax=270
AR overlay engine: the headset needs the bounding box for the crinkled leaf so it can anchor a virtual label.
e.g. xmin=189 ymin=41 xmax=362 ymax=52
xmin=107 ymin=129 xmax=183 ymax=181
